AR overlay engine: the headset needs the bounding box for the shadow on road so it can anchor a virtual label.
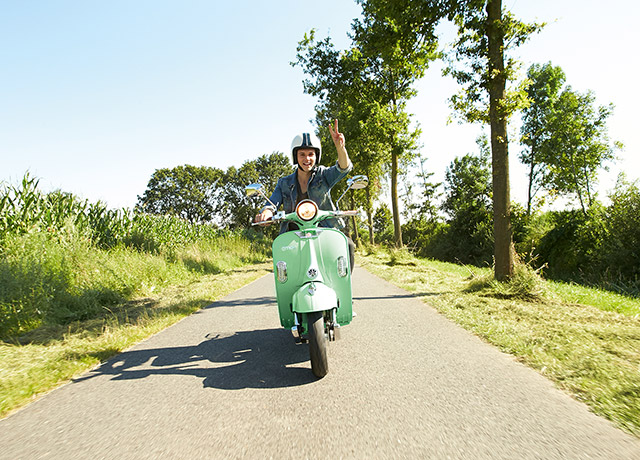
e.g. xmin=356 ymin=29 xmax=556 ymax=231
xmin=74 ymin=328 xmax=318 ymax=389
xmin=353 ymin=291 xmax=442 ymax=301
xmin=199 ymin=296 xmax=277 ymax=309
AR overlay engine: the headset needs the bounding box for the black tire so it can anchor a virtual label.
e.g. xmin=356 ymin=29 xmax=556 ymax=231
xmin=308 ymin=311 xmax=328 ymax=378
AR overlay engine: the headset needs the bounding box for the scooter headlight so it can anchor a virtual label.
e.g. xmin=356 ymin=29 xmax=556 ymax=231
xmin=296 ymin=200 xmax=318 ymax=221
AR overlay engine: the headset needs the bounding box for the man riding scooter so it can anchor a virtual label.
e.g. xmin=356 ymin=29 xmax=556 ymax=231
xmin=253 ymin=119 xmax=355 ymax=270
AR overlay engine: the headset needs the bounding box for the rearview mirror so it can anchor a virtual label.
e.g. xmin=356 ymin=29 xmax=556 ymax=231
xmin=245 ymin=183 xmax=263 ymax=197
xmin=336 ymin=175 xmax=369 ymax=207
xmin=347 ymin=175 xmax=368 ymax=190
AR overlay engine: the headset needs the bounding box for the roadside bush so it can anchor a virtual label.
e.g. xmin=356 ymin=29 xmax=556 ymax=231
xmin=535 ymin=207 xmax=607 ymax=280
xmin=602 ymin=179 xmax=640 ymax=283
xmin=402 ymin=218 xmax=447 ymax=259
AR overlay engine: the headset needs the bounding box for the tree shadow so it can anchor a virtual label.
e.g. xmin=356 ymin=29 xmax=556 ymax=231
xmin=73 ymin=328 xmax=318 ymax=389
xmin=353 ymin=292 xmax=443 ymax=301
xmin=201 ymin=296 xmax=277 ymax=309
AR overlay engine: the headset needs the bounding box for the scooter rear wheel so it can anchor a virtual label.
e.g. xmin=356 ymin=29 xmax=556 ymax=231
xmin=308 ymin=311 xmax=328 ymax=378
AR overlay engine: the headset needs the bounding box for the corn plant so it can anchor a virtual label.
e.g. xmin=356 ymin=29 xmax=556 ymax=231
xmin=0 ymin=172 xmax=270 ymax=338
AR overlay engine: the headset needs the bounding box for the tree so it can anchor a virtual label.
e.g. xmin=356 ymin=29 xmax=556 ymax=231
xmin=520 ymin=63 xmax=619 ymax=215
xmin=294 ymin=33 xmax=388 ymax=245
xmin=441 ymin=138 xmax=493 ymax=265
xmin=603 ymin=175 xmax=640 ymax=280
xmin=404 ymin=153 xmax=442 ymax=223
xmin=450 ymin=0 xmax=543 ymax=279
xmin=294 ymin=0 xmax=437 ymax=247
xmin=543 ymin=88 xmax=618 ymax=214
xmin=519 ymin=62 xmax=566 ymax=214
xmin=136 ymin=165 xmax=223 ymax=224
xmin=351 ymin=5 xmax=438 ymax=247
xmin=362 ymin=0 xmax=542 ymax=279
xmin=373 ymin=203 xmax=393 ymax=242
xmin=220 ymin=152 xmax=292 ymax=233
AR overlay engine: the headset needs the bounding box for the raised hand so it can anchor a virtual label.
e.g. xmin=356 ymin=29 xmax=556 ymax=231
xmin=329 ymin=119 xmax=345 ymax=150
xmin=328 ymin=118 xmax=350 ymax=170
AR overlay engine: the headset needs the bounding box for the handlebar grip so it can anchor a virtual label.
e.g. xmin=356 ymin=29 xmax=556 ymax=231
xmin=252 ymin=219 xmax=274 ymax=227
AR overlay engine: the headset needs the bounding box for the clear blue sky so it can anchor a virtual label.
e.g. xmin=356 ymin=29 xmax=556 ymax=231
xmin=2 ymin=0 xmax=637 ymax=209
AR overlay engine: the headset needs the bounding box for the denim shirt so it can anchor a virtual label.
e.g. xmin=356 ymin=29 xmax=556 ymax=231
xmin=263 ymin=160 xmax=353 ymax=234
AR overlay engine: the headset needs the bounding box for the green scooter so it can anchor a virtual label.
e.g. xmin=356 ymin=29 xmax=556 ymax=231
xmin=246 ymin=175 xmax=368 ymax=378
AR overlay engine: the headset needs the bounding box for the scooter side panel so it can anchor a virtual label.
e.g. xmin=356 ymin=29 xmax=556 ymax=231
xmin=314 ymin=229 xmax=352 ymax=326
xmin=272 ymin=228 xmax=352 ymax=329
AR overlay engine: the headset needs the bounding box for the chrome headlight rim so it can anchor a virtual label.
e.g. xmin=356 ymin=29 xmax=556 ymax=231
xmin=296 ymin=199 xmax=318 ymax=221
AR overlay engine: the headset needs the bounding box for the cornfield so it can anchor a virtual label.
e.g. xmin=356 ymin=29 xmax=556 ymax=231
xmin=0 ymin=173 xmax=227 ymax=252
xmin=0 ymin=173 xmax=266 ymax=338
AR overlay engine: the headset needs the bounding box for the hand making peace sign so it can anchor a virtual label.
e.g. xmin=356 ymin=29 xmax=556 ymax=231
xmin=328 ymin=119 xmax=345 ymax=150
xmin=328 ymin=118 xmax=350 ymax=170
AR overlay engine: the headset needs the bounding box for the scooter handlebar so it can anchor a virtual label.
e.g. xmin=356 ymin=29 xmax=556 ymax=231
xmin=252 ymin=209 xmax=357 ymax=226
xmin=252 ymin=210 xmax=286 ymax=226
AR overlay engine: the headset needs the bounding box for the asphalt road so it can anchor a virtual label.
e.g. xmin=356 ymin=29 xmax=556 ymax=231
xmin=2 ymin=268 xmax=640 ymax=459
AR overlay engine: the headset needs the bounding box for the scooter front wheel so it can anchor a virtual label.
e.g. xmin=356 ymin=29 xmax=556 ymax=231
xmin=308 ymin=311 xmax=328 ymax=378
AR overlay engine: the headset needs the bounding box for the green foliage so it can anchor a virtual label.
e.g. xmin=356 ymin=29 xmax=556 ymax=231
xmin=219 ymin=152 xmax=292 ymax=236
xmin=372 ymin=204 xmax=393 ymax=242
xmin=400 ymin=138 xmax=494 ymax=266
xmin=544 ymin=89 xmax=618 ymax=212
xmin=440 ymin=144 xmax=494 ymax=265
xmin=294 ymin=0 xmax=437 ymax=246
xmin=602 ymin=177 xmax=640 ymax=282
xmin=535 ymin=207 xmax=605 ymax=279
xmin=519 ymin=184 xmax=638 ymax=296
xmin=442 ymin=140 xmax=492 ymax=219
xmin=0 ymin=173 xmax=269 ymax=339
xmin=402 ymin=218 xmax=447 ymax=258
xmin=445 ymin=5 xmax=543 ymax=124
xmin=519 ymin=62 xmax=566 ymax=213
xmin=520 ymin=62 xmax=620 ymax=215
xmin=402 ymin=153 xmax=442 ymax=222
xmin=135 ymin=153 xmax=292 ymax=235
xmin=136 ymin=165 xmax=224 ymax=224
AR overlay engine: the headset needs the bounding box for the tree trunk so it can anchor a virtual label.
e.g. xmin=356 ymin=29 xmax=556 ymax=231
xmin=366 ymin=187 xmax=375 ymax=244
xmin=569 ymin=150 xmax=587 ymax=215
xmin=391 ymin=147 xmax=403 ymax=247
xmin=487 ymin=0 xmax=514 ymax=281
xmin=350 ymin=193 xmax=360 ymax=247
xmin=527 ymin=159 xmax=535 ymax=216
xmin=389 ymin=79 xmax=403 ymax=248
xmin=526 ymin=140 xmax=537 ymax=216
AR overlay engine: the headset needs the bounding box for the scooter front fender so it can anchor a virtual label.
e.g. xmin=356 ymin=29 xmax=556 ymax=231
xmin=292 ymin=282 xmax=338 ymax=314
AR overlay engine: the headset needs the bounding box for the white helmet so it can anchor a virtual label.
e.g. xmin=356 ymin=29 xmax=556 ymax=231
xmin=290 ymin=132 xmax=322 ymax=166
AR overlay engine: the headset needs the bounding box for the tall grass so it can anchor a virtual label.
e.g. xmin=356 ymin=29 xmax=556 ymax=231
xmin=0 ymin=173 xmax=269 ymax=339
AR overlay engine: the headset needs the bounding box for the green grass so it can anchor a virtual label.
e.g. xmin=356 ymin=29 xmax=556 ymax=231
xmin=1 ymin=172 xmax=273 ymax=417
xmin=358 ymin=247 xmax=640 ymax=437
xmin=0 ymin=262 xmax=271 ymax=418
xmin=0 ymin=225 xmax=268 ymax=338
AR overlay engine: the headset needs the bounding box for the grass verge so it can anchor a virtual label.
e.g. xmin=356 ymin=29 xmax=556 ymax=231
xmin=0 ymin=262 xmax=271 ymax=419
xmin=358 ymin=248 xmax=640 ymax=437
